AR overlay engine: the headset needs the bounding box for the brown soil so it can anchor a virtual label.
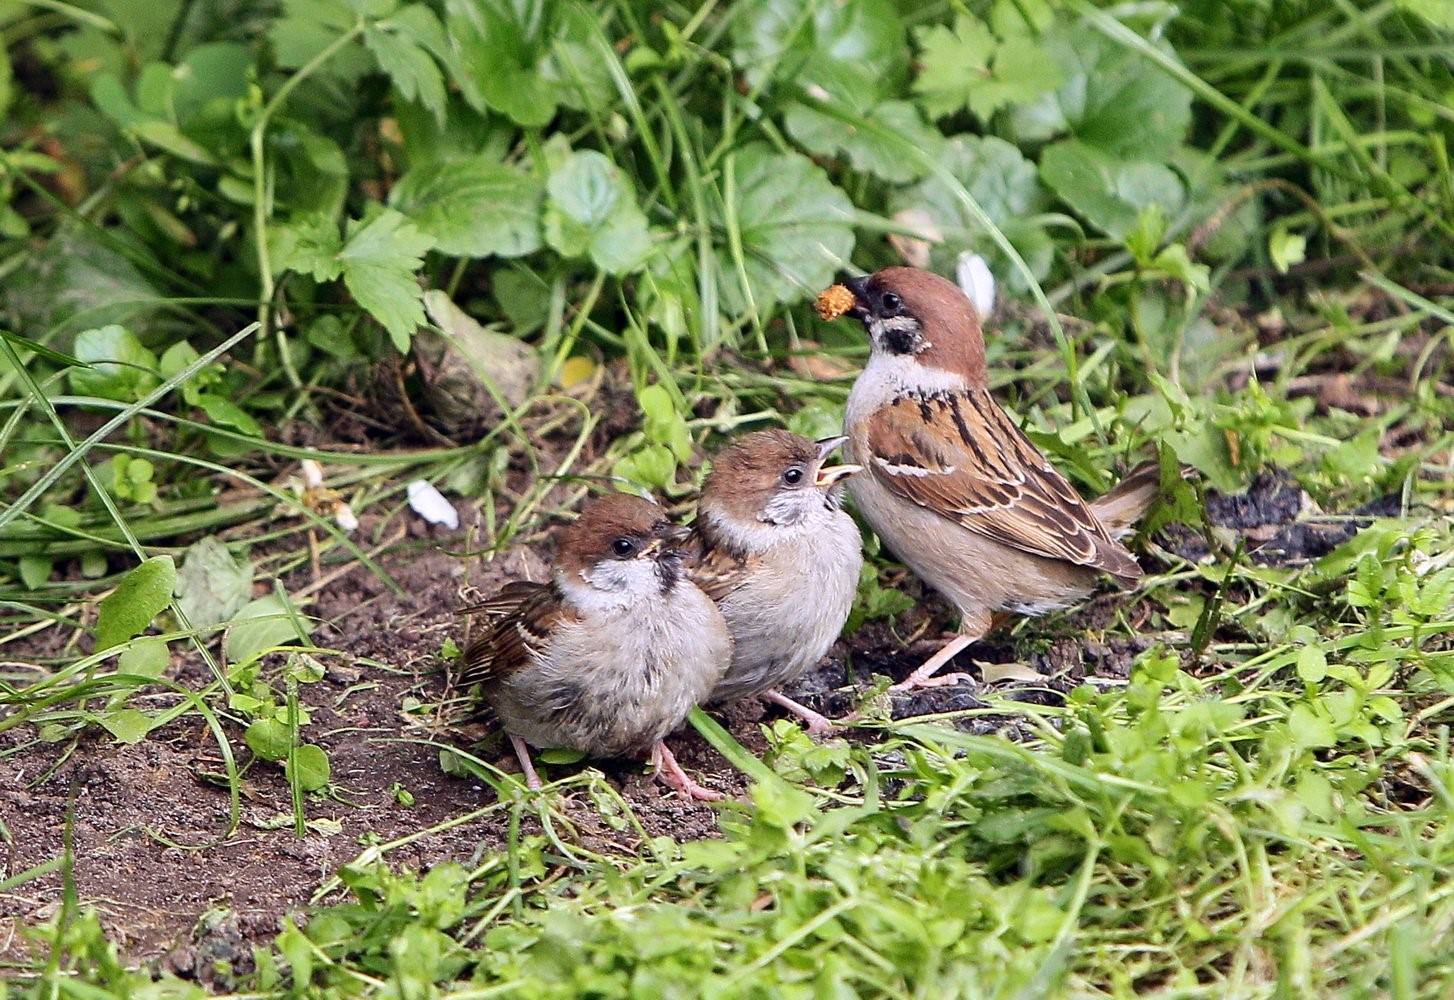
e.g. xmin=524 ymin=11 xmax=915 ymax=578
xmin=0 ymin=456 xmax=1397 ymax=973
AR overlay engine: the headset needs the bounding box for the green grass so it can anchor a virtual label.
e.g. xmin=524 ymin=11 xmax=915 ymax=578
xmin=3 ymin=0 xmax=1454 ymax=995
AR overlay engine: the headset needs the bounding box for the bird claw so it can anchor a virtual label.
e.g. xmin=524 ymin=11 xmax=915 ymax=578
xmin=760 ymin=689 xmax=838 ymax=737
xmin=652 ymin=740 xmax=724 ymax=803
xmin=890 ymin=670 xmax=975 ymax=692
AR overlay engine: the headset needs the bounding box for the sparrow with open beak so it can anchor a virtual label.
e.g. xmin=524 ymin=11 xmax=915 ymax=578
xmin=688 ymin=431 xmax=863 ymax=735
xmin=462 ymin=493 xmax=733 ymax=801
xmin=829 ymin=267 xmax=1160 ymax=690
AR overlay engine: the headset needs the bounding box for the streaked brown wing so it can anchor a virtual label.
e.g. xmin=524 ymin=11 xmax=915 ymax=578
xmin=684 ymin=528 xmax=757 ymax=603
xmin=864 ymin=390 xmax=1140 ymax=580
xmin=460 ymin=582 xmax=575 ymax=687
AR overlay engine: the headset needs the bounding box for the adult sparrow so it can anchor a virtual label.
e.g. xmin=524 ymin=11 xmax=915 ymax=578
xmin=462 ymin=493 xmax=732 ymax=801
xmin=828 ymin=266 xmax=1160 ymax=690
xmin=688 ymin=431 xmax=863 ymax=735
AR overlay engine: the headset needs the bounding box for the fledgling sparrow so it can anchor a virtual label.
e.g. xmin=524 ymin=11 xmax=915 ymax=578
xmin=825 ymin=266 xmax=1160 ymax=690
xmin=462 ymin=493 xmax=733 ymax=801
xmin=688 ymin=431 xmax=863 ymax=735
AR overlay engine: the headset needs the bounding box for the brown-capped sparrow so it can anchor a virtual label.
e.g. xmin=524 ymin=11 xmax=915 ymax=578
xmin=462 ymin=493 xmax=732 ymax=801
xmin=822 ymin=266 xmax=1160 ymax=690
xmin=687 ymin=430 xmax=863 ymax=735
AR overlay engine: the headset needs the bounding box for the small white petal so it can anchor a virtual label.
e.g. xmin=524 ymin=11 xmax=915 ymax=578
xmin=333 ymin=504 xmax=359 ymax=533
xmin=407 ymin=480 xmax=459 ymax=530
xmin=956 ymin=252 xmax=996 ymax=318
xmin=300 ymin=459 xmax=325 ymax=488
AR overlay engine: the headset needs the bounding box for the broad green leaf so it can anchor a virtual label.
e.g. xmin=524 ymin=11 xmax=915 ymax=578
xmin=246 ymin=718 xmax=292 ymax=761
xmin=913 ymin=12 xmax=1060 ymax=121
xmin=713 ymin=144 xmax=854 ymax=313
xmin=391 ymin=157 xmax=543 ymax=258
xmin=1039 ymin=139 xmax=1185 ymax=240
xmin=1269 ymin=226 xmax=1307 ymax=274
xmin=287 ymin=744 xmax=332 ymax=791
xmin=194 ymin=393 xmax=263 ymax=436
xmin=731 ymin=0 xmax=905 ymax=108
xmin=270 ymin=0 xmax=373 ymax=80
xmin=171 ymin=43 xmax=251 ymax=125
xmin=785 ymin=100 xmax=942 ymax=183
xmin=364 ymin=7 xmax=447 ymax=122
xmin=67 ymin=325 xmax=159 ymax=402
xmin=445 ymin=0 xmax=611 ymax=127
xmin=176 ymin=537 xmax=254 ymax=630
xmin=270 ymin=215 xmax=345 ymax=282
xmin=889 ymin=135 xmax=1052 ymax=289
xmin=4 ymin=226 xmax=160 ymax=334
xmin=338 ymin=209 xmax=434 ymax=352
xmin=225 ymin=594 xmax=310 ymax=666
xmin=543 ymin=151 xmax=651 ymax=275
xmin=95 ymin=555 xmax=176 ymax=651
xmin=98 ymin=708 xmax=155 ymax=744
xmin=118 ymin=637 xmax=169 ymax=679
xmin=1008 ymin=23 xmax=1191 ymax=159
xmin=1289 ymin=704 xmax=1336 ymax=750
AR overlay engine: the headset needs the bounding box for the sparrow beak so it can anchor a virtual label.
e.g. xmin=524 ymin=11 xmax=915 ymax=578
xmin=814 ymin=464 xmax=862 ymax=488
xmin=814 ymin=435 xmax=849 ymax=462
xmin=841 ymin=273 xmax=871 ymax=319
xmin=651 ymin=521 xmax=692 ymax=548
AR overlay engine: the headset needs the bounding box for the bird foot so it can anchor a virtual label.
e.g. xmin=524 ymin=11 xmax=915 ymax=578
xmin=760 ymin=689 xmax=837 ymax=737
xmin=889 ymin=670 xmax=976 ymax=692
xmin=889 ymin=633 xmax=979 ymax=692
xmin=652 ymin=740 xmax=724 ymax=802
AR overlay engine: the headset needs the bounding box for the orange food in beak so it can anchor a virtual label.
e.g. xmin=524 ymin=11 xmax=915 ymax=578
xmin=815 ymin=284 xmax=856 ymax=321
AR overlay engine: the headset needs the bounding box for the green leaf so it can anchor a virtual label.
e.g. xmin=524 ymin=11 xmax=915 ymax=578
xmin=785 ymin=100 xmax=941 ymax=183
xmin=543 ymin=150 xmax=651 ymax=275
xmin=246 ymin=718 xmax=292 ymax=761
xmin=364 ymin=5 xmax=448 ymax=122
xmin=1008 ymin=23 xmax=1191 ymax=160
xmin=1289 ymin=704 xmax=1337 ymax=750
xmin=731 ymin=0 xmax=905 ymax=108
xmin=1039 ymin=139 xmax=1185 ymax=240
xmin=1269 ymin=225 xmax=1307 ymax=274
xmin=889 ymin=135 xmax=1051 ymax=289
xmin=271 ymin=215 xmax=345 ymax=282
xmin=1297 ymin=645 xmax=1328 ymax=684
xmin=68 ymin=325 xmax=160 ymax=402
xmin=913 ymin=12 xmax=1060 ymax=121
xmin=444 ymin=0 xmax=611 ymax=127
xmin=18 ymin=555 xmax=52 ymax=591
xmin=95 ymin=555 xmax=176 ymax=651
xmin=118 ymin=637 xmax=169 ymax=679
xmin=97 ymin=708 xmax=155 ymax=744
xmin=713 ymin=144 xmax=854 ymax=313
xmin=338 ymin=209 xmax=434 ymax=352
xmin=287 ymin=744 xmax=332 ymax=791
xmin=225 ymin=594 xmax=310 ymax=666
xmin=194 ymin=392 xmax=263 ymax=436
xmin=391 ymin=157 xmax=543 ymax=258
xmin=176 ymin=537 xmax=254 ymax=630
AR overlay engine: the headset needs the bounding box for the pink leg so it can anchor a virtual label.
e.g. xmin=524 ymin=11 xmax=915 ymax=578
xmin=761 ymin=689 xmax=836 ymax=737
xmin=510 ymin=734 xmax=542 ymax=790
xmin=890 ymin=633 xmax=977 ymax=691
xmin=651 ymin=740 xmax=724 ymax=803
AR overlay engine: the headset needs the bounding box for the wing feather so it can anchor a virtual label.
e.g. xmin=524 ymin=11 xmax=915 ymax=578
xmin=460 ymin=582 xmax=575 ymax=687
xmin=864 ymin=390 xmax=1141 ymax=581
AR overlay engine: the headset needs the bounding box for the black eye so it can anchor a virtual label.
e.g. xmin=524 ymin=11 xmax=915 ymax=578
xmin=782 ymin=466 xmax=805 ymax=486
xmin=612 ymin=537 xmax=636 ymax=557
xmin=880 ymin=291 xmax=902 ymax=313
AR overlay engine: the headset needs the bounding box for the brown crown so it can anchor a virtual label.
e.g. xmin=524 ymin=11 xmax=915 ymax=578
xmin=871 ymin=266 xmax=987 ymax=385
xmin=555 ymin=492 xmax=672 ymax=575
xmin=700 ymin=429 xmax=820 ymax=523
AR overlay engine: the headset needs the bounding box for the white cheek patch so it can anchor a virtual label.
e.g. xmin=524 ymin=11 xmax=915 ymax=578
xmin=563 ymin=558 xmax=663 ymax=611
xmin=762 ymin=489 xmax=821 ymax=528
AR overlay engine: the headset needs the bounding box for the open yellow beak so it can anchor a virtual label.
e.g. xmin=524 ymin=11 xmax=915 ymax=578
xmin=814 ymin=464 xmax=862 ymax=488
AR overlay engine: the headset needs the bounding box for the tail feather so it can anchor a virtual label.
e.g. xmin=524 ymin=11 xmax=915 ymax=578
xmin=1091 ymin=460 xmax=1162 ymax=540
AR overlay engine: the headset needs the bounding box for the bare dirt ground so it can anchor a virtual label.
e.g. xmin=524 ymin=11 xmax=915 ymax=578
xmin=0 ymin=435 xmax=1398 ymax=972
